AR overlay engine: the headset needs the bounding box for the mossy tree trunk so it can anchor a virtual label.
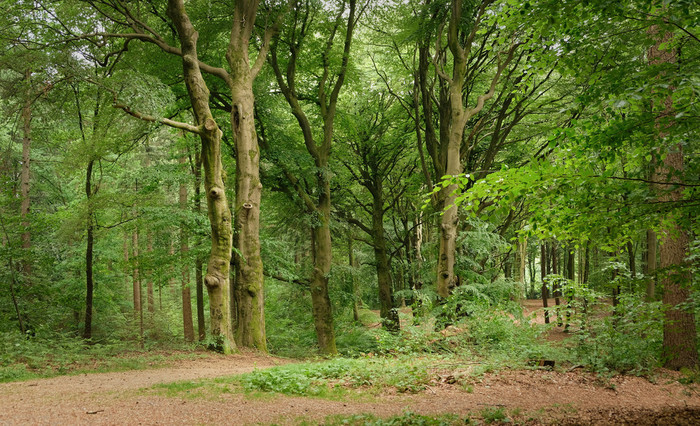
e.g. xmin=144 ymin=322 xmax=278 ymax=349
xmin=436 ymin=0 xmax=517 ymax=298
xmin=226 ymin=0 xmax=272 ymax=350
xmin=268 ymin=0 xmax=359 ymax=355
xmin=167 ymin=0 xmax=235 ymax=352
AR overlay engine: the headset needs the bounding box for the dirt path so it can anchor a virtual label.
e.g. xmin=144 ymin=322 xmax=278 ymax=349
xmin=1 ymin=350 xmax=699 ymax=425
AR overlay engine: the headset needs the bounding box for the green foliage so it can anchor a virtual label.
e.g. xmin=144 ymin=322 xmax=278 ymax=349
xmin=264 ymin=280 xmax=318 ymax=358
xmin=480 ymin=406 xmax=508 ymax=424
xmin=0 ymin=328 xmax=202 ymax=382
xmin=571 ymin=294 xmax=664 ymax=375
xmin=238 ymin=356 xmax=438 ymax=396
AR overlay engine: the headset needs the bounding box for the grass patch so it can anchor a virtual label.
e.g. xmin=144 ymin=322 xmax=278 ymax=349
xmin=150 ymin=378 xmax=239 ymax=400
xmin=238 ymin=356 xmax=444 ymax=397
xmin=480 ymin=406 xmax=509 ymax=424
xmin=320 ymin=412 xmax=470 ymax=425
xmin=145 ymin=355 xmax=477 ymax=401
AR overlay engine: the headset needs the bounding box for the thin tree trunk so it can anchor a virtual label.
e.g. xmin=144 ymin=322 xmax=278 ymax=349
xmin=348 ymin=234 xmax=360 ymax=322
xmin=147 ymin=232 xmax=155 ymax=313
xmin=193 ymin=148 xmax=206 ymax=341
xmin=83 ymin=160 xmax=95 ymax=339
xmin=123 ymin=230 xmax=130 ymax=294
xmin=372 ymin=189 xmax=399 ymax=332
xmin=132 ymin=227 xmax=143 ymax=343
xmin=627 ymin=241 xmax=636 ymax=279
xmin=552 ymin=242 xmax=562 ymax=326
xmin=180 ymin=156 xmax=195 ymax=342
xmin=518 ymin=236 xmax=527 ymax=287
xmin=541 ymin=242 xmax=549 ymax=324
xmin=2 ymin=212 xmax=26 ymax=334
xmin=645 ymin=229 xmax=657 ymax=301
xmin=565 ymin=246 xmax=574 ymax=331
xmin=583 ymin=243 xmax=590 ymax=284
xmin=20 ymin=69 xmax=32 ymax=279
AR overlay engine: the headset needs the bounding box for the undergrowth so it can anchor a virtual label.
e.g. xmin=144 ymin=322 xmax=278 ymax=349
xmin=0 ymin=328 xmax=204 ymax=382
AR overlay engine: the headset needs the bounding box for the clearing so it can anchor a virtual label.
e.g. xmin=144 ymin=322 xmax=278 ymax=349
xmin=1 ymin=301 xmax=698 ymax=425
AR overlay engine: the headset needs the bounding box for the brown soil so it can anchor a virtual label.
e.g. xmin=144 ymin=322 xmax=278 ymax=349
xmin=1 ymin=348 xmax=698 ymax=425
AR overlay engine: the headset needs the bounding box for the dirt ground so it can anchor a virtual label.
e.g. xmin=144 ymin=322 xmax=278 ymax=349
xmin=1 ymin=302 xmax=698 ymax=425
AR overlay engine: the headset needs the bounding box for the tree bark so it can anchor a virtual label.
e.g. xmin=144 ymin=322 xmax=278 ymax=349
xmin=167 ymin=0 xmax=235 ymax=352
xmin=226 ymin=0 xmax=271 ymax=352
xmin=436 ymin=0 xmax=516 ymax=298
xmin=310 ymin=184 xmax=338 ymax=354
xmin=230 ymin=81 xmax=266 ymax=351
xmin=146 ymin=231 xmax=155 ymax=313
xmin=648 ymin=25 xmax=698 ymax=369
xmin=552 ymin=242 xmax=562 ymax=326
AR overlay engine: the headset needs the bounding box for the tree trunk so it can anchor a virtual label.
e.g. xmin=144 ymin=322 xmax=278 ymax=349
xmin=645 ymin=229 xmax=657 ymax=301
xmin=552 ymin=242 xmax=562 ymax=326
xmin=230 ymin=82 xmax=266 ymax=351
xmin=648 ymin=22 xmax=698 ymax=370
xmin=655 ymin=143 xmax=697 ymax=368
xmin=179 ymin=156 xmax=195 ymax=342
xmin=146 ymin=232 xmax=155 ymax=313
xmin=627 ymin=241 xmax=636 ymax=279
xmin=372 ymin=188 xmax=399 ymax=332
xmin=518 ymin=237 xmax=527 ymax=286
xmin=193 ymin=146 xmax=206 ymax=341
xmin=583 ymin=243 xmax=590 ymax=284
xmin=167 ymin=0 xmax=235 ymax=353
xmin=132 ymin=227 xmax=143 ymax=342
xmin=435 ymin=0 xmax=516 ymax=298
xmin=310 ymin=183 xmax=337 ymax=355
xmin=348 ymin=235 xmax=360 ymax=322
xmin=20 ymin=69 xmax=32 ymax=278
xmin=123 ymin=230 xmax=130 ymax=294
xmin=541 ymin=242 xmax=549 ymax=324
xmin=83 ymin=160 xmax=95 ymax=340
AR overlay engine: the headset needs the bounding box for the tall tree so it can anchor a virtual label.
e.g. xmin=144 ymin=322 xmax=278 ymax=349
xmin=648 ymin=24 xmax=698 ymax=370
xmin=268 ymin=0 xmax=361 ymax=354
xmin=67 ymin=0 xmax=284 ymax=351
xmin=338 ymin=94 xmax=415 ymax=332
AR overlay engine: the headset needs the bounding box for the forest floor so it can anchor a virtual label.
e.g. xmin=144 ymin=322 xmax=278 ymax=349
xmin=1 ymin=301 xmax=699 ymax=425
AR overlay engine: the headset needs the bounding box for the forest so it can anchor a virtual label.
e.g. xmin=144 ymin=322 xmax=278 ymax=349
xmin=1 ymin=0 xmax=699 ymax=424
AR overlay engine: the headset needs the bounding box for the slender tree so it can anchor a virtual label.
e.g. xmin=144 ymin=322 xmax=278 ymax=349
xmin=268 ymin=0 xmax=361 ymax=354
xmin=179 ymin=154 xmax=195 ymax=342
